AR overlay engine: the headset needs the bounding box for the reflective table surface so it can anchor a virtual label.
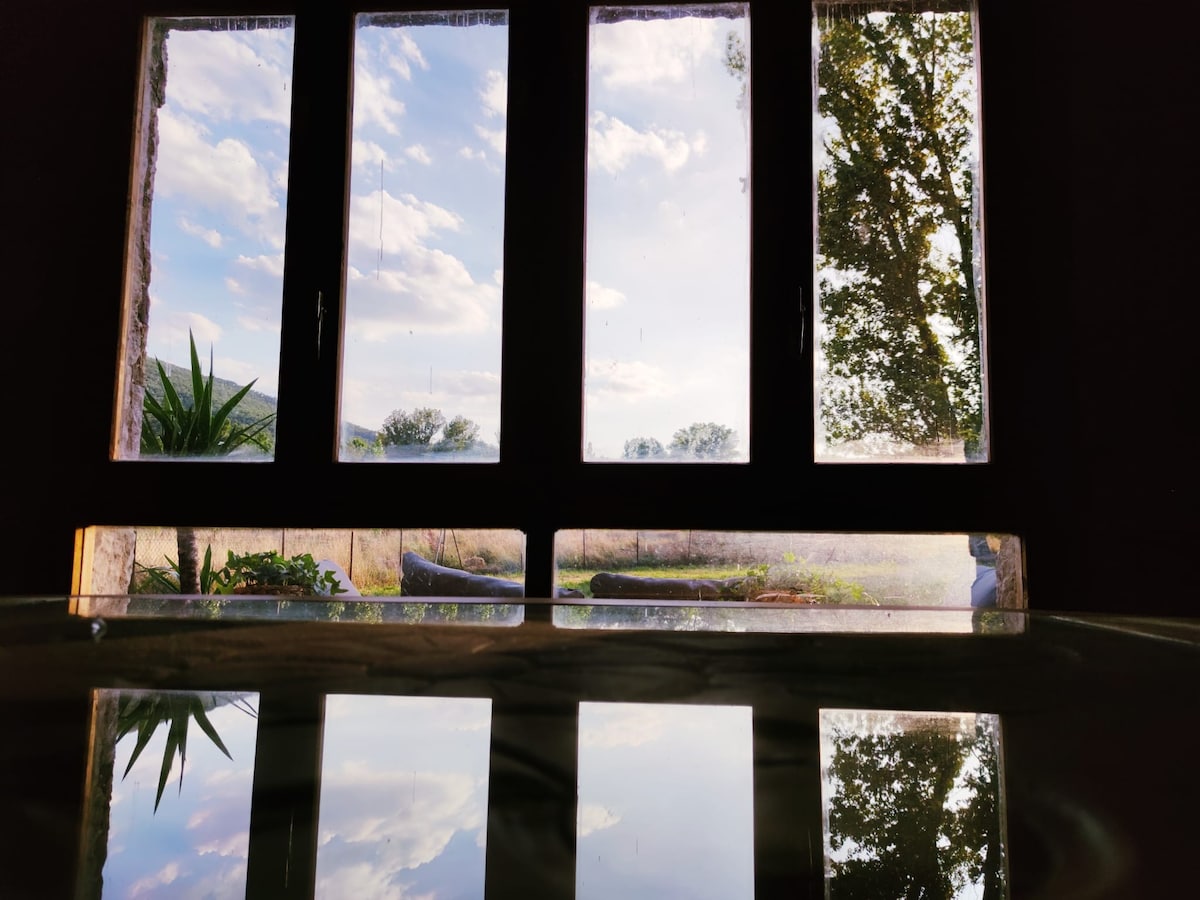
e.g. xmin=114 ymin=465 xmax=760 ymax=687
xmin=2 ymin=597 xmax=1197 ymax=899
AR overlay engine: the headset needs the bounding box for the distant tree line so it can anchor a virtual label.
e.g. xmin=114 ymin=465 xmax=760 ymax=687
xmin=623 ymin=422 xmax=739 ymax=460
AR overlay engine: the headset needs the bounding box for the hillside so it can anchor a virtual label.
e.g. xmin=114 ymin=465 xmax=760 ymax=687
xmin=148 ymin=360 xmax=377 ymax=446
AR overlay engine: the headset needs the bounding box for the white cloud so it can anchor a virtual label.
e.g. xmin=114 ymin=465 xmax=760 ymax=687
xmin=475 ymin=124 xmax=506 ymax=156
xmin=585 ymin=358 xmax=675 ymax=402
xmin=353 ymin=139 xmax=400 ymax=172
xmin=588 ymin=111 xmax=692 ymax=174
xmin=589 ymin=17 xmax=721 ymax=89
xmin=479 ymin=69 xmax=507 ymax=118
xmin=155 ymin=109 xmax=283 ymax=244
xmin=166 ymin=28 xmax=294 ymax=126
xmin=459 ymin=146 xmax=486 ymax=162
xmin=578 ymin=803 xmax=621 ymax=837
xmin=236 ymin=253 xmax=286 ymax=278
xmin=385 ymin=30 xmax=430 ymax=81
xmin=348 ymin=190 xmax=461 ymax=255
xmin=179 ymin=217 xmax=223 ymax=248
xmin=224 ymin=277 xmax=245 ymax=295
xmin=353 ymin=64 xmax=406 ymax=134
xmin=405 ymin=144 xmax=432 ymax=165
xmin=586 ymin=280 xmax=626 ymax=310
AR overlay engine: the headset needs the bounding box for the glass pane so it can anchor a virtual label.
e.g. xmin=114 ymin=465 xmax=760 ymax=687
xmin=316 ymin=695 xmax=492 ymax=898
xmin=576 ymin=703 xmax=754 ymax=899
xmin=554 ymin=529 xmax=1023 ymax=632
xmin=820 ymin=709 xmax=1008 ymax=898
xmin=77 ymin=690 xmax=260 ymax=897
xmin=814 ymin=2 xmax=988 ymax=462
xmin=339 ymin=12 xmax=508 ymax=462
xmin=584 ymin=5 xmax=750 ymax=462
xmin=115 ymin=17 xmax=295 ymax=461
xmin=74 ymin=526 xmax=525 ymax=624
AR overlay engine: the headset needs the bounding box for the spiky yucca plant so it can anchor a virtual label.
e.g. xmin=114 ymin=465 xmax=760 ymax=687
xmin=140 ymin=329 xmax=274 ymax=457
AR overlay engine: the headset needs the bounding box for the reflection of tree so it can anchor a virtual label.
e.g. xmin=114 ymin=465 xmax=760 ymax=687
xmin=825 ymin=714 xmax=1005 ymax=899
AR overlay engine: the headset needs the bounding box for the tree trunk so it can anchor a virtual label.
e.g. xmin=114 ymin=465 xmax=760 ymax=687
xmin=176 ymin=526 xmax=201 ymax=594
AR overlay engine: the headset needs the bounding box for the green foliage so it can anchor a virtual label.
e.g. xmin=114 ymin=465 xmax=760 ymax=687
xmin=380 ymin=407 xmax=446 ymax=446
xmin=816 ymin=11 xmax=982 ymax=450
xmin=116 ymin=692 xmax=244 ymax=813
xmin=215 ymin=550 xmax=348 ymax=596
xmin=623 ymin=436 xmax=665 ymax=459
xmin=344 ymin=435 xmax=384 ymax=459
xmin=669 ymin=422 xmax=738 ymax=459
xmin=141 ymin=330 xmax=275 ymax=457
xmin=133 ymin=543 xmax=225 ymax=595
xmin=435 ymin=415 xmax=480 ymax=452
xmin=378 ymin=407 xmax=482 ymax=455
xmin=135 ymin=546 xmax=347 ymax=597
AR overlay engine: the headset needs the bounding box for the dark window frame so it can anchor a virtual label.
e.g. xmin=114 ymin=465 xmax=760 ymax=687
xmin=102 ymin=0 xmax=1022 ymax=604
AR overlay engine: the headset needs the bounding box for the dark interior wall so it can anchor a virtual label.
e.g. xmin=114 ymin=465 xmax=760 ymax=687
xmin=0 ymin=1 xmax=1190 ymax=614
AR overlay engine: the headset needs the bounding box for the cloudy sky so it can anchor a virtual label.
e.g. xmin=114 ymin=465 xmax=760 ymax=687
xmin=140 ymin=5 xmax=750 ymax=461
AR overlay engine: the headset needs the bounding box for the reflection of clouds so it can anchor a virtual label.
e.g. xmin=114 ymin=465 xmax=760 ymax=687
xmin=578 ymin=803 xmax=622 ymax=836
xmin=589 ymin=112 xmax=698 ymax=174
xmin=590 ymin=17 xmax=721 ymax=89
xmin=129 ymin=861 xmax=180 ymax=896
xmin=579 ymin=704 xmax=669 ymax=748
xmin=316 ymin=770 xmax=485 ymax=893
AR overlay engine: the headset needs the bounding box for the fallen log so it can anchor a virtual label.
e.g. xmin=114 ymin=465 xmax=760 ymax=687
xmin=589 ymin=572 xmax=751 ymax=601
xmin=402 ymin=551 xmax=525 ymax=597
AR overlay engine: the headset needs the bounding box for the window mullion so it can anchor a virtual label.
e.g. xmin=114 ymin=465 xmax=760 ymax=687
xmin=749 ymin=1 xmax=815 ymax=471
xmin=274 ymin=4 xmax=355 ymax=468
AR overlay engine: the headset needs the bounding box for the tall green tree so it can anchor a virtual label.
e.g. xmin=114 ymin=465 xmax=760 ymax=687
xmin=825 ymin=714 xmax=1005 ymax=900
xmin=817 ymin=8 xmax=983 ymax=454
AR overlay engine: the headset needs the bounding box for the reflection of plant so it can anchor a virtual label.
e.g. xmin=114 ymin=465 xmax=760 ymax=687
xmin=116 ymin=692 xmax=256 ymax=813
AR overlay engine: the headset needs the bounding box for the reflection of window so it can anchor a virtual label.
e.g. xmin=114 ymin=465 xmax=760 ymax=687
xmin=317 ymin=696 xmax=492 ymax=897
xmin=78 ymin=690 xmax=260 ymax=896
xmin=820 ymin=709 xmax=1008 ymax=899
xmin=577 ymin=702 xmax=754 ymax=899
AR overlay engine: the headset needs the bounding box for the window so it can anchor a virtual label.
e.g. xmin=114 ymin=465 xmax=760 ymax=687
xmin=94 ymin=0 xmax=1013 ymax=613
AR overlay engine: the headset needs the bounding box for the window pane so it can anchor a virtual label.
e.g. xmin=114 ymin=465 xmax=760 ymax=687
xmin=820 ymin=709 xmax=1008 ymax=898
xmin=316 ymin=696 xmax=492 ymax=898
xmin=814 ymin=2 xmax=988 ymax=462
xmin=584 ymin=5 xmax=750 ymax=462
xmin=115 ymin=17 xmax=295 ymax=461
xmin=577 ymin=703 xmax=754 ymax=899
xmin=78 ymin=690 xmax=260 ymax=897
xmin=339 ymin=12 xmax=508 ymax=462
xmin=553 ymin=530 xmax=1024 ymax=632
xmin=74 ymin=526 xmax=526 ymax=624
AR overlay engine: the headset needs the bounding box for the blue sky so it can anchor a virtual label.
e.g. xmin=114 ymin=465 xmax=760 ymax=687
xmin=140 ymin=7 xmax=750 ymax=461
